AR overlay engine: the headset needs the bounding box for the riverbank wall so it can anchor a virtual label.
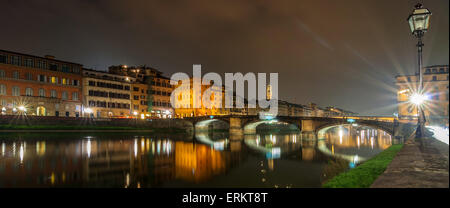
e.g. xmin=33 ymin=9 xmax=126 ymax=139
xmin=0 ymin=115 xmax=194 ymax=132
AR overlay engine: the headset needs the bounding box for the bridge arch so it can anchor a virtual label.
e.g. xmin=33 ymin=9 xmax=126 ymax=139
xmin=316 ymin=121 xmax=393 ymax=136
xmin=194 ymin=118 xmax=230 ymax=133
xmin=243 ymin=119 xmax=300 ymax=134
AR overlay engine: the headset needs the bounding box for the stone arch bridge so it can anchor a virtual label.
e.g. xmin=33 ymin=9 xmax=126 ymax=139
xmin=180 ymin=115 xmax=396 ymax=138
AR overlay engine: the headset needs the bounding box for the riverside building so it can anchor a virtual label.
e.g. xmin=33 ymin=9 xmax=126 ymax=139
xmin=396 ymin=65 xmax=449 ymax=126
xmin=0 ymin=49 xmax=82 ymax=117
xmin=108 ymin=65 xmax=174 ymax=118
xmin=82 ymin=69 xmax=134 ymax=118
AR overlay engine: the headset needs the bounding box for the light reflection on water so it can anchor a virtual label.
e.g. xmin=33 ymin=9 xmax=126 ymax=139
xmin=0 ymin=125 xmax=398 ymax=188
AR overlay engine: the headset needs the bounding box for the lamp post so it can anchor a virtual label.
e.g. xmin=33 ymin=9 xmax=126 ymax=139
xmin=407 ymin=3 xmax=431 ymax=138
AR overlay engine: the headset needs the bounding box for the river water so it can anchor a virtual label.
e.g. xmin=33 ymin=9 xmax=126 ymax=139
xmin=0 ymin=124 xmax=400 ymax=188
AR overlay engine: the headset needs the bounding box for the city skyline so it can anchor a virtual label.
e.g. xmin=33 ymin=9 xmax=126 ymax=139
xmin=0 ymin=0 xmax=448 ymax=194
xmin=0 ymin=0 xmax=448 ymax=115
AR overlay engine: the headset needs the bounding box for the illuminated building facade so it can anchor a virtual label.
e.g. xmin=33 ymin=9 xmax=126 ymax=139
xmin=247 ymin=100 xmax=353 ymax=117
xmin=396 ymin=65 xmax=449 ymax=126
xmin=324 ymin=106 xmax=357 ymax=117
xmin=173 ymin=78 xmax=232 ymax=117
xmin=82 ymin=69 xmax=133 ymax=118
xmin=0 ymin=49 xmax=82 ymax=117
xmin=109 ymin=65 xmax=174 ymax=118
xmin=131 ymin=83 xmax=150 ymax=118
xmin=150 ymin=75 xmax=174 ymax=118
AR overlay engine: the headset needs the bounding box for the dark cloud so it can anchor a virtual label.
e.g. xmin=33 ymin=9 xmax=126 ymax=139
xmin=1 ymin=0 xmax=448 ymax=115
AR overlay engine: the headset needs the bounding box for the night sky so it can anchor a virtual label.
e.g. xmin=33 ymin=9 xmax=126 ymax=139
xmin=1 ymin=0 xmax=448 ymax=115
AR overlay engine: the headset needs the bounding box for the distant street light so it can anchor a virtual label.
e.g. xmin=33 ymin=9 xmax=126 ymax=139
xmin=407 ymin=3 xmax=431 ymax=138
xmin=84 ymin=108 xmax=93 ymax=114
xmin=18 ymin=106 xmax=26 ymax=111
xmin=83 ymin=107 xmax=93 ymax=118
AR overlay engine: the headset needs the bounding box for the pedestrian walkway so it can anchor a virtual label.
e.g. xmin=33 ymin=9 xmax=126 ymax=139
xmin=371 ymin=135 xmax=449 ymax=188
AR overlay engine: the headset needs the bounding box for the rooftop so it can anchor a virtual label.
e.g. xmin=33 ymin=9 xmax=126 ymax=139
xmin=0 ymin=49 xmax=83 ymax=66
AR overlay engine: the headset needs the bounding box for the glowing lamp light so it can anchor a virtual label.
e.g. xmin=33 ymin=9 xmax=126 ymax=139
xmin=410 ymin=93 xmax=428 ymax=105
xmin=349 ymin=162 xmax=356 ymax=169
xmin=133 ymin=111 xmax=138 ymax=116
xmin=399 ymin=89 xmax=410 ymax=94
xmin=18 ymin=106 xmax=26 ymax=112
xmin=84 ymin=108 xmax=93 ymax=114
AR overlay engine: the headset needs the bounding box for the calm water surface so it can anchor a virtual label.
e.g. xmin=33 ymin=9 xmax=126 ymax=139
xmin=0 ymin=125 xmax=400 ymax=188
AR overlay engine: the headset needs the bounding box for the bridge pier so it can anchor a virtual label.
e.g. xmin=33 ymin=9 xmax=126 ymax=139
xmin=301 ymin=120 xmax=317 ymax=133
xmin=229 ymin=117 xmax=244 ymax=137
xmin=229 ymin=134 xmax=244 ymax=141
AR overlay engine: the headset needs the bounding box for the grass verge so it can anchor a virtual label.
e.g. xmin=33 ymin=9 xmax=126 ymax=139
xmin=322 ymin=144 xmax=403 ymax=188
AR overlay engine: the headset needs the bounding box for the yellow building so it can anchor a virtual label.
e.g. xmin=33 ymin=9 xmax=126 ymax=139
xmin=150 ymin=75 xmax=174 ymax=118
xmin=396 ymin=65 xmax=449 ymax=126
xmin=82 ymin=69 xmax=134 ymax=118
xmin=131 ymin=83 xmax=149 ymax=119
xmin=173 ymin=78 xmax=230 ymax=118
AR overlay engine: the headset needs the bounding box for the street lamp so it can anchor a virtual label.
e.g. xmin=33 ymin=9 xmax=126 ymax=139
xmin=84 ymin=107 xmax=93 ymax=117
xmin=407 ymin=3 xmax=431 ymax=138
xmin=410 ymin=93 xmax=428 ymax=106
xmin=18 ymin=106 xmax=26 ymax=112
xmin=84 ymin=108 xmax=93 ymax=114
